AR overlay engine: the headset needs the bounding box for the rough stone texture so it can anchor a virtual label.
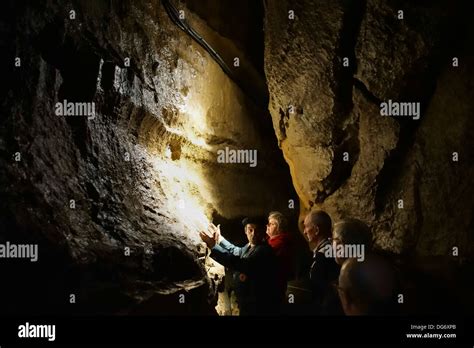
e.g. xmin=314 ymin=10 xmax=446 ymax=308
xmin=416 ymin=59 xmax=474 ymax=256
xmin=264 ymin=0 xmax=474 ymax=257
xmin=0 ymin=0 xmax=295 ymax=314
xmin=264 ymin=0 xmax=346 ymax=204
xmin=1 ymin=0 xmax=472 ymax=316
xmin=179 ymin=0 xmax=270 ymax=118
xmin=355 ymin=0 xmax=449 ymax=101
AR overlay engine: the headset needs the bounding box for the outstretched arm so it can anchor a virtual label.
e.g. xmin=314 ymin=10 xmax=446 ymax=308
xmin=210 ymin=246 xmax=254 ymax=274
xmin=217 ymin=238 xmax=243 ymax=256
xmin=207 ymin=223 xmax=242 ymax=256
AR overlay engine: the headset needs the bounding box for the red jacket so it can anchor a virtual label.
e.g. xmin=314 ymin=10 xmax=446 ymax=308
xmin=268 ymin=233 xmax=294 ymax=300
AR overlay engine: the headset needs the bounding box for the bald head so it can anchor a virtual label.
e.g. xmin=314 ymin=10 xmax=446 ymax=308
xmin=303 ymin=210 xmax=332 ymax=249
xmin=307 ymin=210 xmax=332 ymax=238
xmin=338 ymin=254 xmax=397 ymax=315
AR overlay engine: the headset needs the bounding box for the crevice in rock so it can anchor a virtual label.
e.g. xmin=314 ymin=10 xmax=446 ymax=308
xmin=373 ymin=116 xmax=420 ymax=217
xmin=278 ymin=107 xmax=288 ymax=143
xmin=151 ymin=246 xmax=204 ymax=281
xmin=331 ymin=0 xmax=367 ymax=117
xmin=353 ymin=77 xmax=382 ymax=106
xmin=35 ymin=20 xmax=102 ymax=158
xmin=318 ymin=0 xmax=366 ymax=202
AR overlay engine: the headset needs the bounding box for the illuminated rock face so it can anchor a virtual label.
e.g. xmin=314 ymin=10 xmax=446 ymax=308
xmin=2 ymin=0 xmax=473 ymax=316
xmin=264 ymin=0 xmax=474 ymax=256
xmin=0 ymin=0 xmax=295 ymax=314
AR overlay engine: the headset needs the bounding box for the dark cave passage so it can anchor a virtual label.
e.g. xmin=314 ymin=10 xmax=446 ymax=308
xmin=0 ymin=0 xmax=473 ymax=317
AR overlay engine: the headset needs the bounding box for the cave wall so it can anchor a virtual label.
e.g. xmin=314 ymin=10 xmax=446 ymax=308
xmin=264 ymin=0 xmax=474 ymax=257
xmin=2 ymin=0 xmax=472 ymax=316
xmin=0 ymin=0 xmax=295 ymax=314
xmin=184 ymin=0 xmax=265 ymax=74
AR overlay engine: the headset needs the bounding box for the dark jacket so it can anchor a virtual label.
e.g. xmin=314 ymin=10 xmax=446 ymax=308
xmin=309 ymin=239 xmax=340 ymax=314
xmin=211 ymin=238 xmax=279 ymax=315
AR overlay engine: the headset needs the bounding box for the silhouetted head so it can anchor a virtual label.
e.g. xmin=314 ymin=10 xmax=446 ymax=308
xmin=337 ymin=254 xmax=397 ymax=315
xmin=303 ymin=210 xmax=332 ymax=249
xmin=333 ymin=219 xmax=372 ymax=265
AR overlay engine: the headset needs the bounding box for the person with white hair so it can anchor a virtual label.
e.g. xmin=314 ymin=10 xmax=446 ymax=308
xmin=266 ymin=211 xmax=294 ymax=305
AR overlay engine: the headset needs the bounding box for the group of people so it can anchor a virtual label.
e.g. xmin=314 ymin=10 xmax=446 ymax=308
xmin=199 ymin=210 xmax=398 ymax=316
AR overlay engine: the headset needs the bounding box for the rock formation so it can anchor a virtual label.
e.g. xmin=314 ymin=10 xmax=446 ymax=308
xmin=0 ymin=0 xmax=472 ymax=315
xmin=264 ymin=0 xmax=474 ymax=257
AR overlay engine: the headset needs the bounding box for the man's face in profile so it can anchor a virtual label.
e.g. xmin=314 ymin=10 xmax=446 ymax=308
xmin=303 ymin=215 xmax=317 ymax=243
